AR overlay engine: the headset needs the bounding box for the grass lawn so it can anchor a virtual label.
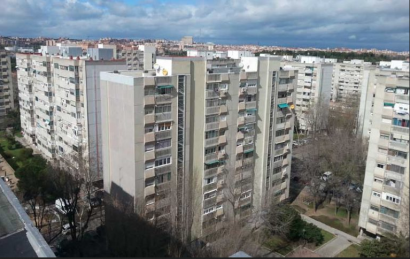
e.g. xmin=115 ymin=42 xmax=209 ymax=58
xmin=14 ymin=132 xmax=23 ymax=138
xmin=310 ymin=215 xmax=359 ymax=236
xmin=336 ymin=244 xmax=360 ymax=257
xmin=0 ymin=131 xmax=32 ymax=169
xmin=325 ymin=206 xmax=359 ymax=220
xmin=321 ymin=229 xmax=335 ymax=245
xmin=263 ymin=235 xmax=294 ymax=256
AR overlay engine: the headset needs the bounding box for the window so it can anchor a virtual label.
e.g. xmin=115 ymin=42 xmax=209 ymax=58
xmin=273 ymin=167 xmax=282 ymax=175
xmin=380 ymin=206 xmax=399 ymax=219
xmin=386 ymin=164 xmax=405 ymax=174
xmin=374 ymin=178 xmax=383 ymax=183
xmin=368 ymin=218 xmax=378 ymax=225
xmin=240 ymin=190 xmax=251 ymax=200
xmin=156 ymin=172 xmax=171 ymax=184
xmin=216 ymin=205 xmax=223 ymax=210
xmin=157 ymin=122 xmax=171 ymax=131
xmin=155 ymin=157 xmax=171 ymax=167
xmin=145 ymin=108 xmax=154 ymax=115
xmin=156 ymin=87 xmax=172 ymax=95
xmin=203 ymin=207 xmax=216 ymax=215
xmin=155 ymin=139 xmax=171 ymax=149
xmin=145 ymin=162 xmax=154 ymax=170
xmin=377 ymin=164 xmax=384 ymax=169
xmin=370 ymin=205 xmax=379 ymax=212
xmin=145 ymin=178 xmax=155 ymax=187
xmin=145 ymin=144 xmax=154 ymax=152
xmin=145 ymin=126 xmax=154 ymax=133
xmin=206 ymin=98 xmax=219 ymax=107
xmin=384 ymin=194 xmax=401 ymax=204
xmin=379 ymin=221 xmax=396 ymax=232
xmin=155 ymin=105 xmax=171 ymax=113
xmin=205 ymin=147 xmax=217 ymax=155
xmin=372 ymin=191 xmax=381 ymax=197
xmin=205 ymin=130 xmax=218 ymax=139
xmin=204 ymin=191 xmax=217 ymax=200
xmin=274 ymin=155 xmax=283 ymax=162
xmin=380 ymin=134 xmax=389 ymax=140
xmin=205 ymin=177 xmax=217 ymax=185
xmin=206 ymin=115 xmax=219 ymax=123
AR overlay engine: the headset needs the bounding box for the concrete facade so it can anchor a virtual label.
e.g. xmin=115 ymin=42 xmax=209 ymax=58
xmin=100 ymin=56 xmax=297 ymax=242
xmin=118 ymin=45 xmax=156 ymax=71
xmin=0 ymin=51 xmax=14 ymax=128
xmin=358 ymin=68 xmax=409 ymax=237
xmin=281 ymin=60 xmax=333 ymax=131
xmin=16 ymin=53 xmax=126 ymax=177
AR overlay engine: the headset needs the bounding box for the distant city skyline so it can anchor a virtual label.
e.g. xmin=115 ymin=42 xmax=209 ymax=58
xmin=1 ymin=0 xmax=408 ymax=51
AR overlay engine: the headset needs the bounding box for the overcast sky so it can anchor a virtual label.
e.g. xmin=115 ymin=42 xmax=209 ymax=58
xmin=0 ymin=0 xmax=409 ymax=51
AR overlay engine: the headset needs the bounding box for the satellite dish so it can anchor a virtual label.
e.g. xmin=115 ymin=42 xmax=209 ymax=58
xmin=238 ymin=63 xmax=244 ymax=68
xmin=153 ymin=63 xmax=160 ymax=70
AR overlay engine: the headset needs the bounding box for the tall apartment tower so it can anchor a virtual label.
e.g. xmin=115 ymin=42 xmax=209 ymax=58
xmin=16 ymin=52 xmax=126 ymax=177
xmin=100 ymin=56 xmax=297 ymax=242
xmin=358 ymin=68 xmax=409 ymax=237
xmin=282 ymin=58 xmax=333 ymax=131
xmin=118 ymin=45 xmax=156 ymax=71
xmin=332 ymin=60 xmax=375 ymax=102
xmin=0 ymin=51 xmax=15 ymax=128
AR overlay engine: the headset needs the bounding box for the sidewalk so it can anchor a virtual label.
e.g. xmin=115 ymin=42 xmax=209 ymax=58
xmin=301 ymin=214 xmax=362 ymax=244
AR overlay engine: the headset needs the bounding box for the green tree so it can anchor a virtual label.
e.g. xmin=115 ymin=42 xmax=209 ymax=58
xmin=359 ymin=239 xmax=391 ymax=258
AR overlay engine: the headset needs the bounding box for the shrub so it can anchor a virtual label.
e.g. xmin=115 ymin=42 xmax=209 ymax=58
xmin=303 ymin=223 xmax=324 ymax=245
xmin=20 ymin=148 xmax=33 ymax=160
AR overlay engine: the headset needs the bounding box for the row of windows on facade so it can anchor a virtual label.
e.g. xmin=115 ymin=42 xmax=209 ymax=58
xmin=371 ymin=191 xmax=401 ymax=204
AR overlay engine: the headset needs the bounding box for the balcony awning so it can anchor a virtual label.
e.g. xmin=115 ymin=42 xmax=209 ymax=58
xmin=244 ymin=149 xmax=254 ymax=154
xmin=157 ymin=85 xmax=173 ymax=89
xmin=384 ymin=102 xmax=394 ymax=107
xmin=205 ymin=160 xmax=220 ymax=165
xmin=278 ymin=103 xmax=289 ymax=109
xmin=246 ymin=108 xmax=257 ymax=112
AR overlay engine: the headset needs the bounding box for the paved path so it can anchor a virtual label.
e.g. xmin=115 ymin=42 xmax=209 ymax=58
xmin=315 ymin=236 xmax=351 ymax=257
xmin=301 ymin=214 xmax=362 ymax=244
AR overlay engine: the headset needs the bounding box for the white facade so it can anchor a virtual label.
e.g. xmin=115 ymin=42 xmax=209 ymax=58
xmin=227 ymin=50 xmax=254 ymax=59
xmin=299 ymin=56 xmax=324 ymax=64
xmin=118 ymin=45 xmax=156 ymax=70
xmin=38 ymin=46 xmax=60 ymax=56
xmin=187 ymin=50 xmax=214 ymax=60
xmin=16 ymin=52 xmax=126 ymax=177
xmin=0 ymin=51 xmax=14 ymax=128
xmin=358 ymin=68 xmax=409 ymax=237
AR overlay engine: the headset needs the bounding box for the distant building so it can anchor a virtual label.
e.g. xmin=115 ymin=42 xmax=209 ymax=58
xmin=181 ymin=36 xmax=193 ymax=45
xmin=0 ymin=50 xmax=15 ymax=128
xmin=227 ymin=50 xmax=254 ymax=59
xmin=0 ymin=180 xmax=55 ymax=257
xmin=118 ymin=45 xmax=156 ymax=70
xmin=87 ymin=48 xmax=114 ymax=60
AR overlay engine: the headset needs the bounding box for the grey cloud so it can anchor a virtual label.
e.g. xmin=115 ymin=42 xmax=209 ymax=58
xmin=0 ymin=0 xmax=408 ymax=51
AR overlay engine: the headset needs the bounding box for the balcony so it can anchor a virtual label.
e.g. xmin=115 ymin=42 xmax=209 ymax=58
xmin=380 ymin=199 xmax=400 ymax=211
xmin=384 ymin=92 xmax=395 ymax=103
xmin=387 ymin=155 xmax=407 ymax=166
xmin=144 ymin=95 xmax=155 ymax=106
xmin=145 ymin=114 xmax=155 ymax=124
xmin=204 ymin=197 xmax=217 ymax=209
xmin=238 ymin=102 xmax=246 ymax=111
xmin=145 ymin=151 xmax=155 ymax=161
xmin=219 ymin=90 xmax=228 ymax=98
xmin=206 ymin=121 xmax=219 ymax=131
xmin=156 ymin=147 xmax=171 ymax=158
xmin=370 ymin=195 xmax=381 ymax=205
xmin=395 ymin=94 xmax=409 ymax=104
xmin=155 ymin=112 xmax=172 ymax=122
xmin=155 ymin=94 xmax=173 ymax=104
xmin=391 ymin=125 xmax=409 ymax=136
xmin=218 ymin=135 xmax=227 ymax=145
xmin=145 ymin=168 xmax=155 ymax=179
xmin=382 ymin=108 xmax=393 ymax=119
xmin=205 ymin=137 xmax=219 ymax=147
xmin=247 ymin=87 xmax=257 ymax=95
xmin=281 ymin=181 xmax=287 ymax=190
xmin=379 ymin=122 xmax=391 ymax=134
xmin=378 ymin=138 xmax=389 ymax=149
xmin=243 ymin=143 xmax=254 ymax=153
xmin=219 ymin=105 xmax=228 ymax=114
xmin=206 ymin=106 xmax=220 ymax=115
xmin=383 ymin=184 xmax=401 ymax=196
xmin=247 ymin=72 xmax=258 ymax=80
xmin=285 ymin=121 xmax=292 ymax=129
xmin=207 ymin=74 xmax=221 ymax=83
xmin=287 ymin=96 xmax=293 ymax=103
xmin=240 ymin=72 xmax=247 ymax=81
xmin=373 ymin=181 xmax=383 ymax=191
xmin=203 ymin=182 xmax=217 ymax=193
xmin=206 ymin=90 xmax=219 ymax=99
xmin=145 ymin=132 xmax=155 ymax=142
xmin=145 ymin=185 xmax=156 ymax=196
xmin=219 ymin=120 xmax=227 ymax=129
xmin=277 ymin=97 xmax=287 ymax=104
xmin=278 ymin=84 xmax=288 ymax=92
xmin=236 ymin=145 xmax=244 ymax=154
xmin=376 ymin=153 xmax=387 ymax=163
xmin=218 ymin=151 xmax=226 ymax=160
xmin=245 ymin=116 xmax=256 ymax=124
xmin=245 ymin=101 xmax=256 ymax=110
xmin=238 ymin=116 xmax=245 ymax=126
xmin=235 ymin=159 xmax=243 ymax=168
xmin=282 ymin=158 xmax=289 ymax=166
xmin=155 ymin=130 xmax=171 ymax=140
xmin=389 ymin=140 xmax=408 ymax=152
xmin=237 ymin=131 xmax=244 ymax=140
xmin=205 ymin=153 xmax=218 ymax=163
xmin=374 ymin=167 xmax=385 ymax=179
xmin=204 ymin=167 xmax=218 ymax=177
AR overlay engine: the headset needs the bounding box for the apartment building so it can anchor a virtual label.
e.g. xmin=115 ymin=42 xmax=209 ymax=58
xmin=282 ymin=58 xmax=333 ymax=131
xmin=358 ymin=68 xmax=409 ymax=238
xmin=100 ymin=56 xmax=297 ymax=242
xmin=0 ymin=51 xmax=14 ymax=128
xmin=16 ymin=52 xmax=126 ymax=177
xmin=117 ymin=45 xmax=156 ymax=70
xmin=227 ymin=51 xmax=254 ymax=59
xmin=332 ymin=60 xmax=375 ymax=102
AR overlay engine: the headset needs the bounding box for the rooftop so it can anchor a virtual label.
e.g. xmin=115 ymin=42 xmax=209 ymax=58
xmin=0 ymin=180 xmax=55 ymax=257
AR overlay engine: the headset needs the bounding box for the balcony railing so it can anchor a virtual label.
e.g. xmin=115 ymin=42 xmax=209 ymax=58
xmin=245 ymin=116 xmax=256 ymax=124
xmin=155 ymin=112 xmax=172 ymax=122
xmin=206 ymin=106 xmax=220 ymax=115
xmin=206 ymin=121 xmax=219 ymax=131
xmin=391 ymin=125 xmax=409 ymax=135
xmin=245 ymin=101 xmax=256 ymax=109
xmin=155 ymin=130 xmax=171 ymax=140
xmin=155 ymin=94 xmax=173 ymax=104
xmin=205 ymin=137 xmax=219 ymax=147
